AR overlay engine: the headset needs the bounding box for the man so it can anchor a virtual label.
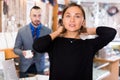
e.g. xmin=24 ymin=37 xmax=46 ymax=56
xmin=14 ymin=6 xmax=51 ymax=78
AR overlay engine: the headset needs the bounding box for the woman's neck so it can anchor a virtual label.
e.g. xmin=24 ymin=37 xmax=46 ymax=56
xmin=63 ymin=31 xmax=80 ymax=39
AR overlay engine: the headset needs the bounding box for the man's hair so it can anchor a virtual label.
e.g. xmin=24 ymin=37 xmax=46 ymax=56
xmin=30 ymin=6 xmax=41 ymax=11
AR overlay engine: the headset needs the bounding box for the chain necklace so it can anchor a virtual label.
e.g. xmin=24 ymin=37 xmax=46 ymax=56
xmin=62 ymin=33 xmax=80 ymax=43
xmin=67 ymin=38 xmax=77 ymax=43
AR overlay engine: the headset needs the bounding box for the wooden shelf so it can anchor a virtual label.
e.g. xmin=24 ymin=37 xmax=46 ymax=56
xmin=94 ymin=56 xmax=120 ymax=80
xmin=1 ymin=49 xmax=19 ymax=59
xmin=93 ymin=68 xmax=110 ymax=80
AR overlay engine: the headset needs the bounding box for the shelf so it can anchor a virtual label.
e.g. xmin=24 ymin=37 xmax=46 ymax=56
xmin=94 ymin=56 xmax=120 ymax=80
xmin=93 ymin=68 xmax=110 ymax=80
xmin=93 ymin=62 xmax=109 ymax=69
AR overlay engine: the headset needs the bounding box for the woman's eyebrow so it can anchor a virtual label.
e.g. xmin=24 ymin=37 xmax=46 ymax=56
xmin=65 ymin=12 xmax=82 ymax=15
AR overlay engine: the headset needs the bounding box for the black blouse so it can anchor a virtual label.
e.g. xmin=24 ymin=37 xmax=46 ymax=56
xmin=33 ymin=26 xmax=116 ymax=80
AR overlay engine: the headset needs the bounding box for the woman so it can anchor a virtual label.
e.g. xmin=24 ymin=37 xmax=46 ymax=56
xmin=33 ymin=3 xmax=116 ymax=80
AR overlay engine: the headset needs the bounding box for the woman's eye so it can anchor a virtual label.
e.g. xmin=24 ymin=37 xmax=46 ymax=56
xmin=66 ymin=15 xmax=70 ymax=18
xmin=75 ymin=15 xmax=80 ymax=18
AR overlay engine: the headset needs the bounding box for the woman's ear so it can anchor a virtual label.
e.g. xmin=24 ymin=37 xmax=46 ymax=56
xmin=82 ymin=20 xmax=86 ymax=27
xmin=80 ymin=20 xmax=87 ymax=33
xmin=58 ymin=19 xmax=63 ymax=26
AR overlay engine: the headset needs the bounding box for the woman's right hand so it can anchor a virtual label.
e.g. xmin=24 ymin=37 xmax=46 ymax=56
xmin=50 ymin=25 xmax=65 ymax=40
xmin=57 ymin=25 xmax=65 ymax=34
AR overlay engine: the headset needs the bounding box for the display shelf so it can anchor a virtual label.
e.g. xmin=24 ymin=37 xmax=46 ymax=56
xmin=94 ymin=56 xmax=120 ymax=80
xmin=93 ymin=62 xmax=110 ymax=69
xmin=93 ymin=68 xmax=110 ymax=80
xmin=1 ymin=49 xmax=18 ymax=59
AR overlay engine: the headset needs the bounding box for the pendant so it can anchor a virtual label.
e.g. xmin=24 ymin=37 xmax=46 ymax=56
xmin=68 ymin=38 xmax=76 ymax=43
xmin=70 ymin=41 xmax=73 ymax=43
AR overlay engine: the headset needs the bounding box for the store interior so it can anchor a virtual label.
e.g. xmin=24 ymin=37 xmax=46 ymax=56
xmin=0 ymin=0 xmax=120 ymax=80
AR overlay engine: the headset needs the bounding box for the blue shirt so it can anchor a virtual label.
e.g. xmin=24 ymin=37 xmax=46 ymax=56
xmin=29 ymin=23 xmax=42 ymax=39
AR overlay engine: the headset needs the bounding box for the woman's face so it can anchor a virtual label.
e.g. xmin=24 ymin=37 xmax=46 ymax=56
xmin=63 ymin=6 xmax=85 ymax=32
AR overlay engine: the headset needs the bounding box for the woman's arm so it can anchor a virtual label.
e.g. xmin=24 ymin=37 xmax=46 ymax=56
xmin=86 ymin=28 xmax=96 ymax=35
xmin=92 ymin=26 xmax=117 ymax=52
xmin=33 ymin=26 xmax=64 ymax=53
xmin=50 ymin=26 xmax=64 ymax=40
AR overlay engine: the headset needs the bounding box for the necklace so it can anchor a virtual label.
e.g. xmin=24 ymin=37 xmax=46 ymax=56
xmin=62 ymin=33 xmax=80 ymax=43
xmin=67 ymin=38 xmax=77 ymax=43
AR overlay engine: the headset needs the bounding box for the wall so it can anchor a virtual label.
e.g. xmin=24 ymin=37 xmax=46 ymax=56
xmin=2 ymin=0 xmax=26 ymax=32
xmin=81 ymin=2 xmax=120 ymax=39
xmin=0 ymin=0 xmax=2 ymax=32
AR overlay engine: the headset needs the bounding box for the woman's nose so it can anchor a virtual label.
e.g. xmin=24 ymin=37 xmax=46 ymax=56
xmin=70 ymin=17 xmax=75 ymax=22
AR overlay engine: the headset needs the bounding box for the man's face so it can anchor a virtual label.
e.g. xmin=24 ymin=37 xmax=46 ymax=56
xmin=30 ymin=9 xmax=41 ymax=27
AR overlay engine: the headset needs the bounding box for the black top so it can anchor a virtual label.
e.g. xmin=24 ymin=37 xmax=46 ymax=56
xmin=33 ymin=27 xmax=116 ymax=80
